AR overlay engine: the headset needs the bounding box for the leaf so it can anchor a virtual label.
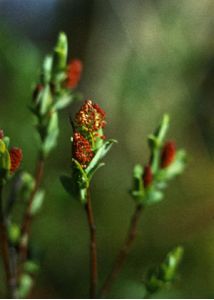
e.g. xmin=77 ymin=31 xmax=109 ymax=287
xmin=164 ymin=150 xmax=187 ymax=179
xmin=30 ymin=190 xmax=45 ymax=216
xmin=8 ymin=223 xmax=20 ymax=244
xmin=85 ymin=139 xmax=117 ymax=177
xmin=72 ymin=158 xmax=89 ymax=187
xmin=42 ymin=112 xmax=59 ymax=156
xmin=54 ymin=92 xmax=74 ymax=110
xmin=24 ymin=261 xmax=40 ymax=274
xmin=145 ymin=246 xmax=184 ymax=296
xmin=144 ymin=188 xmax=163 ymax=206
xmin=18 ymin=274 xmax=33 ymax=299
xmin=41 ymin=55 xmax=53 ymax=85
xmin=130 ymin=164 xmax=145 ymax=203
xmin=87 ymin=163 xmax=105 ymax=181
xmin=53 ymin=32 xmax=68 ymax=72
xmin=148 ymin=114 xmax=170 ymax=173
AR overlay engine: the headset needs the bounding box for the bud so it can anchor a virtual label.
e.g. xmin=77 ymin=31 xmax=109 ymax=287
xmin=0 ymin=129 xmax=4 ymax=139
xmin=160 ymin=141 xmax=176 ymax=168
xmin=53 ymin=32 xmax=68 ymax=71
xmin=66 ymin=59 xmax=83 ymax=89
xmin=143 ymin=165 xmax=153 ymax=188
xmin=72 ymin=132 xmax=94 ymax=168
xmin=9 ymin=148 xmax=23 ymax=173
xmin=75 ymin=100 xmax=106 ymax=133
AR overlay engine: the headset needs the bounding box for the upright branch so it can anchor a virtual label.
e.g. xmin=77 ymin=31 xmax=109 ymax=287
xmin=19 ymin=155 xmax=44 ymax=263
xmin=100 ymin=204 xmax=143 ymax=297
xmin=0 ymin=130 xmax=23 ymax=298
xmin=16 ymin=32 xmax=83 ymax=297
xmin=85 ymin=189 xmax=98 ymax=298
xmin=100 ymin=115 xmax=187 ymax=297
xmin=0 ymin=183 xmax=12 ymax=297
xmin=60 ymin=100 xmax=116 ymax=298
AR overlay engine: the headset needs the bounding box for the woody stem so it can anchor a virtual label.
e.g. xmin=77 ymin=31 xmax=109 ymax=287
xmin=19 ymin=154 xmax=44 ymax=264
xmin=85 ymin=188 xmax=98 ymax=298
xmin=0 ymin=183 xmax=17 ymax=298
xmin=100 ymin=204 xmax=143 ymax=298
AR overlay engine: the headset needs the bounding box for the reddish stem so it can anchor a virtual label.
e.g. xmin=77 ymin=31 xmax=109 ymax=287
xmin=0 ymin=184 xmax=17 ymax=298
xmin=19 ymin=156 xmax=44 ymax=263
xmin=85 ymin=189 xmax=98 ymax=298
xmin=100 ymin=204 xmax=143 ymax=298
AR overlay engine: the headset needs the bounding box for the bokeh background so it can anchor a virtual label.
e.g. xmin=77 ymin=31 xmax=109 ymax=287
xmin=0 ymin=0 xmax=214 ymax=298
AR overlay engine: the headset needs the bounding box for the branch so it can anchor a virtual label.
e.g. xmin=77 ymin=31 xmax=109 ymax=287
xmin=19 ymin=155 xmax=44 ymax=263
xmin=0 ymin=184 xmax=17 ymax=298
xmin=84 ymin=188 xmax=98 ymax=298
xmin=100 ymin=204 xmax=143 ymax=298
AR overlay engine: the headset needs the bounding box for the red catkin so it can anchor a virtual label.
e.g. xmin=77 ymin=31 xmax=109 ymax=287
xmin=143 ymin=165 xmax=153 ymax=188
xmin=0 ymin=129 xmax=4 ymax=139
xmin=160 ymin=141 xmax=176 ymax=168
xmin=73 ymin=132 xmax=94 ymax=168
xmin=66 ymin=59 xmax=83 ymax=89
xmin=75 ymin=100 xmax=106 ymax=133
xmin=9 ymin=147 xmax=23 ymax=172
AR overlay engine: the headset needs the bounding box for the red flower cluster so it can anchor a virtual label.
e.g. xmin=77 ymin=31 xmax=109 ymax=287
xmin=9 ymin=147 xmax=23 ymax=173
xmin=143 ymin=165 xmax=153 ymax=188
xmin=66 ymin=59 xmax=83 ymax=89
xmin=75 ymin=100 xmax=106 ymax=133
xmin=73 ymin=132 xmax=94 ymax=168
xmin=0 ymin=129 xmax=4 ymax=139
xmin=160 ymin=141 xmax=176 ymax=168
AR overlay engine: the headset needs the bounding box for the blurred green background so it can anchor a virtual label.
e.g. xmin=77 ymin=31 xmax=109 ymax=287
xmin=0 ymin=0 xmax=214 ymax=298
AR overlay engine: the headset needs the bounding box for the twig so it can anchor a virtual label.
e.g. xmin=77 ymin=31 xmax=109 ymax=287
xmin=100 ymin=204 xmax=143 ymax=298
xmin=84 ymin=188 xmax=98 ymax=298
xmin=19 ymin=154 xmax=44 ymax=263
xmin=0 ymin=184 xmax=17 ymax=298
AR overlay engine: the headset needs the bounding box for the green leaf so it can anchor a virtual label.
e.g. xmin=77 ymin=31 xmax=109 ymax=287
xmin=39 ymin=85 xmax=53 ymax=115
xmin=87 ymin=162 xmax=105 ymax=181
xmin=85 ymin=139 xmax=117 ymax=177
xmin=42 ymin=111 xmax=59 ymax=156
xmin=24 ymin=261 xmax=40 ymax=274
xmin=54 ymin=92 xmax=73 ymax=110
xmin=149 ymin=114 xmax=170 ymax=173
xmin=18 ymin=274 xmax=33 ymax=299
xmin=53 ymin=32 xmax=68 ymax=72
xmin=8 ymin=223 xmax=20 ymax=244
xmin=130 ymin=164 xmax=145 ymax=203
xmin=144 ymin=188 xmax=163 ymax=206
xmin=2 ymin=136 xmax=10 ymax=148
xmin=41 ymin=55 xmax=53 ymax=84
xmin=145 ymin=246 xmax=184 ymax=296
xmin=72 ymin=158 xmax=89 ymax=187
xmin=30 ymin=190 xmax=45 ymax=216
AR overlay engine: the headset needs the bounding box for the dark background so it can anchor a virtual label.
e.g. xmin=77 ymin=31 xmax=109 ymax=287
xmin=0 ymin=0 xmax=214 ymax=298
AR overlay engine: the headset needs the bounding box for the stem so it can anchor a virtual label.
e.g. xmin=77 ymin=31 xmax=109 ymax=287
xmin=100 ymin=204 xmax=143 ymax=298
xmin=85 ymin=188 xmax=98 ymax=298
xmin=19 ymin=155 xmax=44 ymax=263
xmin=0 ymin=184 xmax=17 ymax=298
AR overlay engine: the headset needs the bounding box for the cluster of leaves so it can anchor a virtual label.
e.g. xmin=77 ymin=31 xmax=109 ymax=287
xmin=30 ymin=32 xmax=81 ymax=157
xmin=144 ymin=246 xmax=184 ymax=296
xmin=131 ymin=114 xmax=186 ymax=206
